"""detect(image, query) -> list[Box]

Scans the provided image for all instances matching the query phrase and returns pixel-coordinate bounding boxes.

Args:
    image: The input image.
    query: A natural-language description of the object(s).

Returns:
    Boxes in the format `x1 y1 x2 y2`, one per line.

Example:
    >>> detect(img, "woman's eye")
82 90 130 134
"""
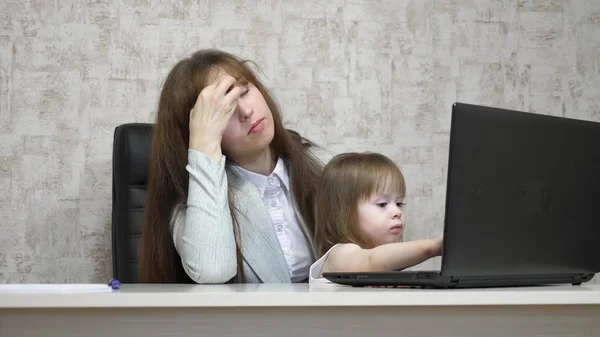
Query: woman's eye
240 88 250 97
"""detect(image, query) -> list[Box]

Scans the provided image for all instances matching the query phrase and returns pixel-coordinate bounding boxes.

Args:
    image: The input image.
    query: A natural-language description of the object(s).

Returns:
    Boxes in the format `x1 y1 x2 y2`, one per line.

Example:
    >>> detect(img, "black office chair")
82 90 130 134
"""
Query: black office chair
112 122 236 284
112 122 201 284
111 123 154 283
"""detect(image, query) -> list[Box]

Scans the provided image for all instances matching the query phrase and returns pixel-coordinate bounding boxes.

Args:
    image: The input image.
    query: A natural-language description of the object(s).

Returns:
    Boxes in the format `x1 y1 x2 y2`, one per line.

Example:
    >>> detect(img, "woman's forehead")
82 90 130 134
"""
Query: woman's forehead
206 67 229 84
207 67 248 88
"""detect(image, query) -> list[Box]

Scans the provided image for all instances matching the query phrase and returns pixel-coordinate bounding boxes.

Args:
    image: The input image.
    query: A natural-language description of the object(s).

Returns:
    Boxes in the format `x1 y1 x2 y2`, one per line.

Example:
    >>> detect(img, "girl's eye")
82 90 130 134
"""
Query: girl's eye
397 202 405 208
376 202 388 208
240 88 250 97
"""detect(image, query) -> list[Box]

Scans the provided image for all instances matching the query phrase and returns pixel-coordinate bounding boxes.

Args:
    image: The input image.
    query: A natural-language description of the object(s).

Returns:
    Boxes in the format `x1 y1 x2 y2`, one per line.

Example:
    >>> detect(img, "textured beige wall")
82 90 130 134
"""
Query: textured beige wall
1 1 599 283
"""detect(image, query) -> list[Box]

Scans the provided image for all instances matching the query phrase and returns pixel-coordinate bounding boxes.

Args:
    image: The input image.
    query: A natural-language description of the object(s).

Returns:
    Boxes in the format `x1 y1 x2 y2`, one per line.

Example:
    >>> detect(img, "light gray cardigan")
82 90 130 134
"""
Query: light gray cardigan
170 148 331 284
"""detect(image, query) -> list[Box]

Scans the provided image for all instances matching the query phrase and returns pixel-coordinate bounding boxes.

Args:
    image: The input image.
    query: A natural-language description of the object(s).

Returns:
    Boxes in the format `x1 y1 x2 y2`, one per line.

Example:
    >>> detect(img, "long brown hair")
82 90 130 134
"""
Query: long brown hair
140 49 323 283
314 152 406 256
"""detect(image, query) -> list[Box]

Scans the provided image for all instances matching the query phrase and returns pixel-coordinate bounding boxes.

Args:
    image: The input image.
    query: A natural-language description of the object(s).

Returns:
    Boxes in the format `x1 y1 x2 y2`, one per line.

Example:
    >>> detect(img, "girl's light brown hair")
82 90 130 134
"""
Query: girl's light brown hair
314 152 406 256
140 49 323 283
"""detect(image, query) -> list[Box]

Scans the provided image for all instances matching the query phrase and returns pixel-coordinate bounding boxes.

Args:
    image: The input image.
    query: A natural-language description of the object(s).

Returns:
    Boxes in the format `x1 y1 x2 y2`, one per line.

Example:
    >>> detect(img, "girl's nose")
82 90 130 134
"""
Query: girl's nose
392 207 403 219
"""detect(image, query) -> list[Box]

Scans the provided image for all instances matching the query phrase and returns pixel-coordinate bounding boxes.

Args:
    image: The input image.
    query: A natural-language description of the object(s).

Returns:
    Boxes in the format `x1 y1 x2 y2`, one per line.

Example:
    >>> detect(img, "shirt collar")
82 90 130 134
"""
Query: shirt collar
236 157 290 197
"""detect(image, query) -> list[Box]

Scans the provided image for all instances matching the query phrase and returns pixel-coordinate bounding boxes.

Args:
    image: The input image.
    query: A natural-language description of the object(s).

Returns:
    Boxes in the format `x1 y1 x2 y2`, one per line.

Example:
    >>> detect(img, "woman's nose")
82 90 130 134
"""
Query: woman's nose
238 102 253 121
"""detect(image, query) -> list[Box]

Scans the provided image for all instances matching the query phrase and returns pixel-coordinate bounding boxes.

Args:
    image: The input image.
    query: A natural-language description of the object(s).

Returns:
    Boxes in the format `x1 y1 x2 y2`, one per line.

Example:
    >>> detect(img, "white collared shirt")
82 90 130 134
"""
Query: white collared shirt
236 158 313 282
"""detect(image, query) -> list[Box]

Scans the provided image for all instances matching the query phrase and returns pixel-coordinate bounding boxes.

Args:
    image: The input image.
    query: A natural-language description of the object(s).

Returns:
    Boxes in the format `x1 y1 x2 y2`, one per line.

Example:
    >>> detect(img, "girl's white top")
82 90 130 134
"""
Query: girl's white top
309 244 342 284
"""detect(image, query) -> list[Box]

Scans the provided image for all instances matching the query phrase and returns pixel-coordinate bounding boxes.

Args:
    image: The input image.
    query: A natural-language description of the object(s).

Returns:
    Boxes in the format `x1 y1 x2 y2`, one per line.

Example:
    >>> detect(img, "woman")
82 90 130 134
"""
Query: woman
140 49 326 283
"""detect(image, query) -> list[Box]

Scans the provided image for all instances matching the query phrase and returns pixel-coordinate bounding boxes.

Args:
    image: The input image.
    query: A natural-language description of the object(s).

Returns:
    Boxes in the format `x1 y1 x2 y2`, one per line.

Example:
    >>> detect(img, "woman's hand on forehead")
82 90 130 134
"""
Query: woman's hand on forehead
209 69 245 92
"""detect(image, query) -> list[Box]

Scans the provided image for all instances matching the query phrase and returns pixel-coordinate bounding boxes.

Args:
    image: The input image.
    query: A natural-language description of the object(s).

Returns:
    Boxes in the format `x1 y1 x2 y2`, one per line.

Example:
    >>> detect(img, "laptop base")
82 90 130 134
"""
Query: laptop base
322 271 596 289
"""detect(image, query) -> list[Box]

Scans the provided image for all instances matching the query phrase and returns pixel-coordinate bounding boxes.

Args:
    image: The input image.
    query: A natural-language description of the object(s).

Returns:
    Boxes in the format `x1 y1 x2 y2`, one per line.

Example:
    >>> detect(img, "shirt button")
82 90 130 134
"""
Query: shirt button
282 248 289 255
270 200 277 207
276 224 283 232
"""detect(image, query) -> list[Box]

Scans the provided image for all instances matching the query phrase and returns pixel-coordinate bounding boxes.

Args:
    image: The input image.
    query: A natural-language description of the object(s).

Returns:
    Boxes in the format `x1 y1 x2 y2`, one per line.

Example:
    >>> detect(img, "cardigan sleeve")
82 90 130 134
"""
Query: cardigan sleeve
170 149 237 283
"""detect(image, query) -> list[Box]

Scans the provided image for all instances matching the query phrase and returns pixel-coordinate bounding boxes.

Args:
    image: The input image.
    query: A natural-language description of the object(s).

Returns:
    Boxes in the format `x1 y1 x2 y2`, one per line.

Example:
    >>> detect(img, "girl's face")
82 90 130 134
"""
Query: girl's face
357 188 406 247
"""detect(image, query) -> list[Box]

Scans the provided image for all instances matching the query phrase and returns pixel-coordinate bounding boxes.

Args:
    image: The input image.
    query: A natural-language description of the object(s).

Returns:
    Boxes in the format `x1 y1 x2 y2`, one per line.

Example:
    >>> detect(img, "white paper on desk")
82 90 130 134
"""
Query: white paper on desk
0 284 113 294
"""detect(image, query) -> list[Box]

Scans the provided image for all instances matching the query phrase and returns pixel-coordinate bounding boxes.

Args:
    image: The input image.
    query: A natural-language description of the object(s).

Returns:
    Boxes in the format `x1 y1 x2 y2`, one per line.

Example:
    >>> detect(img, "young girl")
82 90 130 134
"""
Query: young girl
310 152 443 284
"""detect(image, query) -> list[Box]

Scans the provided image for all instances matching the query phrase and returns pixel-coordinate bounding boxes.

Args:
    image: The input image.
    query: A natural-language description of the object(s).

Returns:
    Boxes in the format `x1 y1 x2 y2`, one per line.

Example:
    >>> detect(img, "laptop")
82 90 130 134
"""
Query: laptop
323 102 600 288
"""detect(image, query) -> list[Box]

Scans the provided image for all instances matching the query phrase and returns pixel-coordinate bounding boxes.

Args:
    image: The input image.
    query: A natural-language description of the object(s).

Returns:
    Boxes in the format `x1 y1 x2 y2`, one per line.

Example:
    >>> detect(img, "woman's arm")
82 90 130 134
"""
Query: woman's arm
170 149 237 283
323 238 443 273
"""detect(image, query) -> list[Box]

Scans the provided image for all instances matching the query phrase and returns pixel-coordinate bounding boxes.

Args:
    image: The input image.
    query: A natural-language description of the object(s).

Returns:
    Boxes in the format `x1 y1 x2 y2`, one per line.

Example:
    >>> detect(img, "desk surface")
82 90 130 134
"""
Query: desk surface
2 284 600 309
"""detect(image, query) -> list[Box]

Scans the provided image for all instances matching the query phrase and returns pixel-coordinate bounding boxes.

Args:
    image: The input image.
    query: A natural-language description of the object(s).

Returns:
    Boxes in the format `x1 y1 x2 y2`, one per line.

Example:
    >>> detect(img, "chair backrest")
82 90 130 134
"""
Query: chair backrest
111 123 197 284
111 123 153 283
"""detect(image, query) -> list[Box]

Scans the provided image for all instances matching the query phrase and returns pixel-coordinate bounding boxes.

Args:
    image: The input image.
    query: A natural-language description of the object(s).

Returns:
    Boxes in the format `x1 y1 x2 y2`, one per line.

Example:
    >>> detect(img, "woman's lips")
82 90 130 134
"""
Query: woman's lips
249 118 265 134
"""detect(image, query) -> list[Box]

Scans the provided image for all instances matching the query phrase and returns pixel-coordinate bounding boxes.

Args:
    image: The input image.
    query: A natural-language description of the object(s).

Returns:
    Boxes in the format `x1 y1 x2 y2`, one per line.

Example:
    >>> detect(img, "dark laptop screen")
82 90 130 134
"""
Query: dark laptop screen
442 103 600 276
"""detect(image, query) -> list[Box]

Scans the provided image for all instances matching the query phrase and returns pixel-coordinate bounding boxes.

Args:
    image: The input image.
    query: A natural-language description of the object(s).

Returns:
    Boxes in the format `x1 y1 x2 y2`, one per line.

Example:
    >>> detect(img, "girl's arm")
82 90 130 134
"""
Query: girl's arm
323 238 443 273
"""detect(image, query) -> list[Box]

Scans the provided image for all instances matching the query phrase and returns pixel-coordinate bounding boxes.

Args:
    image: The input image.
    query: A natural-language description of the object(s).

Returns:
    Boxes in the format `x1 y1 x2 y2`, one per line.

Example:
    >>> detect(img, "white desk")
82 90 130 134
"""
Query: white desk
1 283 599 337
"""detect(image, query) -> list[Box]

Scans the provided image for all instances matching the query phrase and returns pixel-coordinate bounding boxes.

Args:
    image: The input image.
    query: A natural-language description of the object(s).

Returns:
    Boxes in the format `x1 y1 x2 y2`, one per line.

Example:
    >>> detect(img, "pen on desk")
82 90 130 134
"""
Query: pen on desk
108 279 121 290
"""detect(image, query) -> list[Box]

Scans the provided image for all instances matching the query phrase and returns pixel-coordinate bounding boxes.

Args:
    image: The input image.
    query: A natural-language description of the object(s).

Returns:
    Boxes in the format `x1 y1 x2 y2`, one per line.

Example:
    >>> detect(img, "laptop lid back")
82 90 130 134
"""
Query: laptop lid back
441 103 600 278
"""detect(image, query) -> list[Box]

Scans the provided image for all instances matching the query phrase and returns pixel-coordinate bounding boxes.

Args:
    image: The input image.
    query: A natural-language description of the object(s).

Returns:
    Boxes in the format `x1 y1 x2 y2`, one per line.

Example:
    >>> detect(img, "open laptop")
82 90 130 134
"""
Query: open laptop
323 102 600 288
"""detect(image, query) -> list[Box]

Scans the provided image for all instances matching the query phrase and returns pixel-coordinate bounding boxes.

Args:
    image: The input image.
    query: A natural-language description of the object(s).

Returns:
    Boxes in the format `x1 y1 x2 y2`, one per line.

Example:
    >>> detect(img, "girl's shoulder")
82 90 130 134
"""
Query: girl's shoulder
309 243 360 283
324 242 362 261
